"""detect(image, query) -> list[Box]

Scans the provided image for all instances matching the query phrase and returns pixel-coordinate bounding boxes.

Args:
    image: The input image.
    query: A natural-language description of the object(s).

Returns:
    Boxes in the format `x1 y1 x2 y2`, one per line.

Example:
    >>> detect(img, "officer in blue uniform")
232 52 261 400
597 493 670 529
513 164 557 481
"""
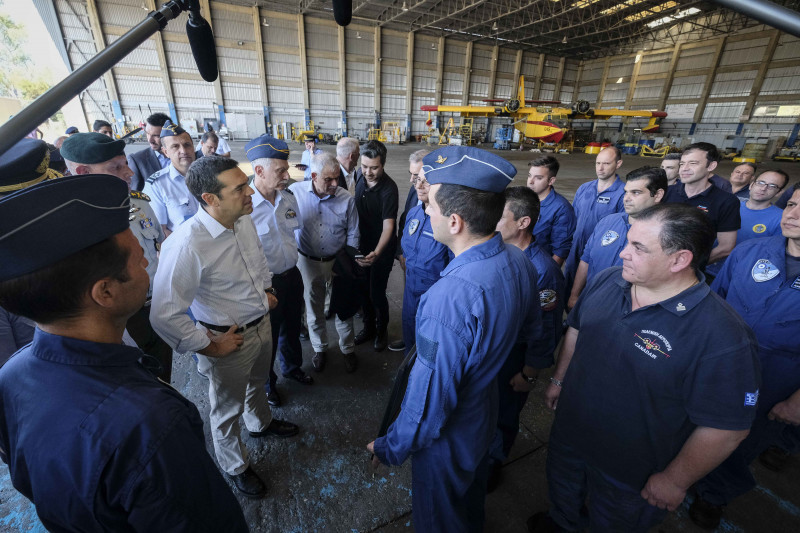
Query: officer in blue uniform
489 186 564 490
526 155 576 265
568 166 667 308
563 147 626 292
689 184 800 530
61 132 172 380
399 166 451 354
367 146 542 532
0 175 246 532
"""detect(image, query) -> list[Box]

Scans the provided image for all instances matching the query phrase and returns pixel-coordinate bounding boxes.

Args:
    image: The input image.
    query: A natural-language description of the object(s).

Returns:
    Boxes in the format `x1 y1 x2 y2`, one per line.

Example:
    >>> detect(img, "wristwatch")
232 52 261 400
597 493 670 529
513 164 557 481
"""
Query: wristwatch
521 371 537 385
265 287 277 296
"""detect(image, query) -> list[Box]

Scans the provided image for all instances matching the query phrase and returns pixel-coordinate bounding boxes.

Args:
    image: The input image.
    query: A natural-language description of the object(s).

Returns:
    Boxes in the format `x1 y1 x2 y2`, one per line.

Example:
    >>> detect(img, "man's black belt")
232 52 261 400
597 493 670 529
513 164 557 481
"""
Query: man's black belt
199 315 264 334
272 266 298 278
298 250 336 262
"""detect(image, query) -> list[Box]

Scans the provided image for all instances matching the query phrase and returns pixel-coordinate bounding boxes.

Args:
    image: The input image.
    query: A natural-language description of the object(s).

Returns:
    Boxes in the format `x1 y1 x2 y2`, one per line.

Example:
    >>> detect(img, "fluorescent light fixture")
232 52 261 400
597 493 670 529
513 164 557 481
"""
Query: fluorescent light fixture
635 53 641 63
616 77 623 83
402 1 408 11
562 35 568 44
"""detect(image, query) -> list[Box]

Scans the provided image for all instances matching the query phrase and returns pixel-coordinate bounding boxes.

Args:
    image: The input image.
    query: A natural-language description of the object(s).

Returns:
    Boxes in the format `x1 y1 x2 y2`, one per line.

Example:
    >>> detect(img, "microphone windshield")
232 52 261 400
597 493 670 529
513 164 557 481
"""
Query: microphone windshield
186 13 219 82
332 0 352 26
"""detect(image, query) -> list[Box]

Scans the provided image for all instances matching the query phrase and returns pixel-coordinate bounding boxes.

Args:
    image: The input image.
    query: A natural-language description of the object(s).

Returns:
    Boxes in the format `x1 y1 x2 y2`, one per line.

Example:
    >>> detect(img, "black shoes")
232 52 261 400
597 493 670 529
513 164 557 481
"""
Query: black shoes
228 466 266 499
266 389 281 407
284 368 314 385
688 495 724 531
344 352 358 373
388 340 405 352
354 329 376 345
249 418 299 439
759 445 791 472
312 351 326 372
374 330 388 352
299 327 309 340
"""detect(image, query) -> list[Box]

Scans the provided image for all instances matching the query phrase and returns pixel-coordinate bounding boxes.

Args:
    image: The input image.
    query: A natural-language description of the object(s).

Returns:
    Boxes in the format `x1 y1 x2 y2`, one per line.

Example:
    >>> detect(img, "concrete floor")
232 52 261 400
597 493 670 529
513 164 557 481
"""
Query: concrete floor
1 140 799 532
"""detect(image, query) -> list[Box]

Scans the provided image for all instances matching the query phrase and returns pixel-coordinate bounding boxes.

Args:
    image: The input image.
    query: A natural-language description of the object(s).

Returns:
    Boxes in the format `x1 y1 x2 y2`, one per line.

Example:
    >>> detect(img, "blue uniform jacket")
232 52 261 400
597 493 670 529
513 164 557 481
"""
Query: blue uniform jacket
0 330 247 533
581 212 629 281
564 176 626 278
711 236 800 363
534 189 576 259
401 203 452 292
373 233 542 471
523 241 566 367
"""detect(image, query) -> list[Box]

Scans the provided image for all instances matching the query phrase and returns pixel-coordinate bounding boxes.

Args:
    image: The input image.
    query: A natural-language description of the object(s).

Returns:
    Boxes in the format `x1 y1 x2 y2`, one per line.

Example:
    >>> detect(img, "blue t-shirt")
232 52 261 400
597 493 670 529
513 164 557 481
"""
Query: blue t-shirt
581 212 629 281
551 267 760 489
738 202 783 243
534 189 576 260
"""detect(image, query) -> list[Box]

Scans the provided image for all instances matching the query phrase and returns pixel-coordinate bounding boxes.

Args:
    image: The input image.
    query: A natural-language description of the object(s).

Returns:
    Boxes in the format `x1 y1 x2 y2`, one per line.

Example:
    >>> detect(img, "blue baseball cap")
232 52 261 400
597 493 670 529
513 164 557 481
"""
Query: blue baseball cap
422 146 516 193
245 135 290 161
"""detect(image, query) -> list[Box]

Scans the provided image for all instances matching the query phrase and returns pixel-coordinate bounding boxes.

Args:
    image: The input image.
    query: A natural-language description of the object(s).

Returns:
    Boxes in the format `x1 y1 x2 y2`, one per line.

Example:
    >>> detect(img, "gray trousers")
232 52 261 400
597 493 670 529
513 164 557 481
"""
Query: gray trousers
297 254 354 354
196 318 273 475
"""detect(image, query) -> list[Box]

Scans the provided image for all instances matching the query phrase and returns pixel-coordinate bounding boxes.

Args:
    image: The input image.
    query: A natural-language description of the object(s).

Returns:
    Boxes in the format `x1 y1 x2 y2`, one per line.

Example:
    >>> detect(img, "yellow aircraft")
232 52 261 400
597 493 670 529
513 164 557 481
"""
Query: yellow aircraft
422 76 667 143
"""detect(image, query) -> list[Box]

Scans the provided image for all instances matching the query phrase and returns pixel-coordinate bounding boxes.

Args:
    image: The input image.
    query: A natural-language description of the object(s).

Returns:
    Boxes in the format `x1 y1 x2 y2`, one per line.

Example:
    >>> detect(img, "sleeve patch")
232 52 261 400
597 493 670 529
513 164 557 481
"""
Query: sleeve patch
416 333 438 365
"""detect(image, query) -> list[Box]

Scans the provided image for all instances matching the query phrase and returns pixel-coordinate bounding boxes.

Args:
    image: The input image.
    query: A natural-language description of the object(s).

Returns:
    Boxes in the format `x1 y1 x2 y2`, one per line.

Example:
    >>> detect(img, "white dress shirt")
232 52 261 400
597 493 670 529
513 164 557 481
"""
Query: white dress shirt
250 188 301 275
142 164 200 232
151 207 273 354
289 180 360 257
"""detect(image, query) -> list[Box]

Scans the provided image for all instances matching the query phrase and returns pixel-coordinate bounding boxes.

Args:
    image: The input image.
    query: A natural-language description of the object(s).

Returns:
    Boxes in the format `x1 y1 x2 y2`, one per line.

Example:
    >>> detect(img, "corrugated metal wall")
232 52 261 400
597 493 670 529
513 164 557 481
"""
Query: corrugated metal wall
51 2 800 139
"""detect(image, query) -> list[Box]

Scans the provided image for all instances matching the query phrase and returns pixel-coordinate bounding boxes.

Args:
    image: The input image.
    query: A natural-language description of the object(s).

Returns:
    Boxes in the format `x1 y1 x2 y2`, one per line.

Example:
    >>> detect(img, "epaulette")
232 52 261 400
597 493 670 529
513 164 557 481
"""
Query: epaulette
130 191 151 202
283 188 294 196
145 168 167 184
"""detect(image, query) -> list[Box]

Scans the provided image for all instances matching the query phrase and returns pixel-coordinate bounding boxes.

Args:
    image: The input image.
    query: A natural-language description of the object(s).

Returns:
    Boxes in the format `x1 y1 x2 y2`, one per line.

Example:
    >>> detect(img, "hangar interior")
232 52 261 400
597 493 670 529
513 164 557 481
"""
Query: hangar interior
33 0 800 157
3 1 800 532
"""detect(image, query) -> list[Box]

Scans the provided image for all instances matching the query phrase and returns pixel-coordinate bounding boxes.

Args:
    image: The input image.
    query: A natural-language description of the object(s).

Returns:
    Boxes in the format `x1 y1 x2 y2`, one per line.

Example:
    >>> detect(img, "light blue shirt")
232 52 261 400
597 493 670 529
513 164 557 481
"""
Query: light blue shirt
156 150 170 169
142 164 200 232
251 188 301 275
151 208 272 354
289 180 359 257
301 148 323 180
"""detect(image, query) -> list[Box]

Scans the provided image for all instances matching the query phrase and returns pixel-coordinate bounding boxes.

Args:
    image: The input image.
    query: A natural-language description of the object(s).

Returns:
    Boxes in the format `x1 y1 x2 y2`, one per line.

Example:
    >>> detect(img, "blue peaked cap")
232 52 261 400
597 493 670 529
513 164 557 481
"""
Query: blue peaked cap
421 146 516 193
245 135 290 161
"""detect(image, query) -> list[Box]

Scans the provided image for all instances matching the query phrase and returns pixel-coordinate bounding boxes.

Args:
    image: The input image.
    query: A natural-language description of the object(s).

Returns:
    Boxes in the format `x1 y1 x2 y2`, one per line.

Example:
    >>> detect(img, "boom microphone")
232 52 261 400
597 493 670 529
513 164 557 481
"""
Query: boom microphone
332 0 352 26
186 6 219 82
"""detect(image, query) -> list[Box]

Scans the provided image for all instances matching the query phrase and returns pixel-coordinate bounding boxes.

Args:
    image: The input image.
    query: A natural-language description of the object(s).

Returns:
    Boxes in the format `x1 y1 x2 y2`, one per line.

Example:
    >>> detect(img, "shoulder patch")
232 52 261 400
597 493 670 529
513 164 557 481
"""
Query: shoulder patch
130 191 151 201
416 333 438 364
751 259 779 282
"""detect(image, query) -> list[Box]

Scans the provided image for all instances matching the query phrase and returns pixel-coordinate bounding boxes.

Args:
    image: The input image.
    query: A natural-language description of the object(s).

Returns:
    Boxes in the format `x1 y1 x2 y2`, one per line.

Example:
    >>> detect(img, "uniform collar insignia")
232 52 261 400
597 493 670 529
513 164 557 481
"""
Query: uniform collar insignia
436 155 447 164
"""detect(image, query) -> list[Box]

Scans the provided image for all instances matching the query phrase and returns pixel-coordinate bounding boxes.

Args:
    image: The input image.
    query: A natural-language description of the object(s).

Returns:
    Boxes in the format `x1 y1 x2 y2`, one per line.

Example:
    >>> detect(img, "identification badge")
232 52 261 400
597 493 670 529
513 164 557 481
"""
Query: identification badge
751 259 779 282
597 196 610 204
601 230 619 246
139 217 154 229
286 209 297 219
408 219 420 235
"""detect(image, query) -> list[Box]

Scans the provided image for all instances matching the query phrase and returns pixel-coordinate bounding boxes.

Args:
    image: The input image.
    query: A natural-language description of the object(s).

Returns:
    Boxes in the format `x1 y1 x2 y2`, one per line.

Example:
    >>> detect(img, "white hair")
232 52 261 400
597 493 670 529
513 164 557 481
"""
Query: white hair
310 152 340 176
250 157 279 173
409 149 430 164
336 137 359 158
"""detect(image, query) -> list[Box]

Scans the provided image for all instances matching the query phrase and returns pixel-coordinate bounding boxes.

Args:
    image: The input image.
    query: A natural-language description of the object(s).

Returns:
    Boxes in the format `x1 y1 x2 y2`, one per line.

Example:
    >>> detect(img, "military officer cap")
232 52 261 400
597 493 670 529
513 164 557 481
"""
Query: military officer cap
0 138 63 195
160 120 187 138
245 135 290 161
61 132 126 164
65 126 79 134
0 174 130 282
303 134 317 143
421 146 516 193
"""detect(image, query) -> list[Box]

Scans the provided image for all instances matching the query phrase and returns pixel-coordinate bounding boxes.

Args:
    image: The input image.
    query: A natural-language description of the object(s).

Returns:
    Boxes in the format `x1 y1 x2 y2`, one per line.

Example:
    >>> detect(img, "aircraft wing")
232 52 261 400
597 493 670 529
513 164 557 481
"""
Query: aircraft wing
420 104 499 116
575 108 668 119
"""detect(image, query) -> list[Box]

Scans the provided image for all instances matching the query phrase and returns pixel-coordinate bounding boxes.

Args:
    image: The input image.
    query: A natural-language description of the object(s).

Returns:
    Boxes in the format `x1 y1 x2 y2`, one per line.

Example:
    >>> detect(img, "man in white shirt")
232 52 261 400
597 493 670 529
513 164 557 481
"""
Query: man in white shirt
246 135 314 408
290 152 360 374
151 156 299 500
336 136 360 194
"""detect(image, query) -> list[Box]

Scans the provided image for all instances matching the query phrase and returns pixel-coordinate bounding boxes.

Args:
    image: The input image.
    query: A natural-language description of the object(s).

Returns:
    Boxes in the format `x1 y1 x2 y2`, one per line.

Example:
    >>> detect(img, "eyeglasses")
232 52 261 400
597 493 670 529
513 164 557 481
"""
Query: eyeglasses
412 176 428 186
753 180 781 190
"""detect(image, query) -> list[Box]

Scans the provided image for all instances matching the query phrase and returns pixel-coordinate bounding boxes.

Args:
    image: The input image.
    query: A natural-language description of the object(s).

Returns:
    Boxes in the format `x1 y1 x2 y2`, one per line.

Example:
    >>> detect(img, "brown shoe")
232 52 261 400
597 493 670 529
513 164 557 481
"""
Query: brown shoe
343 352 358 373
312 351 326 372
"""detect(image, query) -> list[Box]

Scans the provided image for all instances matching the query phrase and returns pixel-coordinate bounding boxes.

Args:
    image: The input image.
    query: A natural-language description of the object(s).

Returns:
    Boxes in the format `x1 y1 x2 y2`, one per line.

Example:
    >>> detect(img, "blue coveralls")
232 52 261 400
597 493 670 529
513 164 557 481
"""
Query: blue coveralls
533 189 576 260
697 236 800 506
0 329 247 532
373 234 542 532
581 212 629 281
399 203 451 354
490 241 564 464
563 176 626 291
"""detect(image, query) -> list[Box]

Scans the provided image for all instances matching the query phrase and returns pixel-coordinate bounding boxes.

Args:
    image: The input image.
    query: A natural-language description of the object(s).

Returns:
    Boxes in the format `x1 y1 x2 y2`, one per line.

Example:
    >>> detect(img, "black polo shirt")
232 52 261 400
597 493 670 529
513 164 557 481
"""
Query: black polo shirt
664 181 741 233
551 266 760 489
354 170 399 253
